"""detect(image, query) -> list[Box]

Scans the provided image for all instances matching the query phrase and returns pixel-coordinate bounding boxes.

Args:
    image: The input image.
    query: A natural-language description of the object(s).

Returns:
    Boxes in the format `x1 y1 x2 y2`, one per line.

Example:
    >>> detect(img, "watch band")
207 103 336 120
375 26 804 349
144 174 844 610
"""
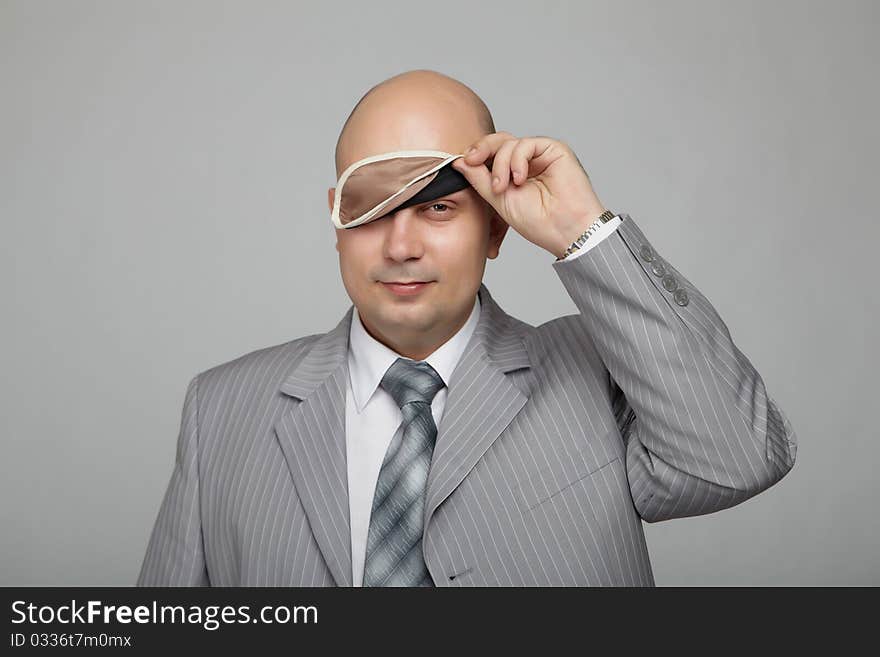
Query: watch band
556 210 616 261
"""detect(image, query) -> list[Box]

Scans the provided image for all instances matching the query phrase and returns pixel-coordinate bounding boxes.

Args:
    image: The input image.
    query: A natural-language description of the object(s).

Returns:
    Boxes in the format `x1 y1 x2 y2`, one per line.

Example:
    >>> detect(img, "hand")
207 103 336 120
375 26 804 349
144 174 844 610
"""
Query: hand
450 131 607 258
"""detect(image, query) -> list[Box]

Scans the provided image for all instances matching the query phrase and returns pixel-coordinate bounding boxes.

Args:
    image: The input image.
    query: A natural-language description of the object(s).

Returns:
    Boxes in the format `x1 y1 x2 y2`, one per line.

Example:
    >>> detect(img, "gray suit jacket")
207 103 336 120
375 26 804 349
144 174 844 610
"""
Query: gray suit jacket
137 213 797 586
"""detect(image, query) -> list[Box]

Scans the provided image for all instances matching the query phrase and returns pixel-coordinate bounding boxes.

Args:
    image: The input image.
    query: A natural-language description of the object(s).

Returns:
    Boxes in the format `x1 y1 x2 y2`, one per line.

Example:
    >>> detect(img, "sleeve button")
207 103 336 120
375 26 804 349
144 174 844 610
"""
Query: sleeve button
651 261 666 277
673 288 689 306
639 244 656 262
662 273 678 291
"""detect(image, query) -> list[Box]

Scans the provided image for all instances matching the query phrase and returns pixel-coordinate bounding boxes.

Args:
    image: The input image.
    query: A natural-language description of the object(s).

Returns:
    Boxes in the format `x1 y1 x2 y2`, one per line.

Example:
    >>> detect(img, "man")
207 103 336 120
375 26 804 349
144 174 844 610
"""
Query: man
137 69 797 587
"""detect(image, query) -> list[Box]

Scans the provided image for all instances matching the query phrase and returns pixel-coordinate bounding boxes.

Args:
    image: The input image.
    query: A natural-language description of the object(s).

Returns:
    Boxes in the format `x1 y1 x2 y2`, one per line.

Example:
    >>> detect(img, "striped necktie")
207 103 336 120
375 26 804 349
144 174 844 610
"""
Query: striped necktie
362 357 445 587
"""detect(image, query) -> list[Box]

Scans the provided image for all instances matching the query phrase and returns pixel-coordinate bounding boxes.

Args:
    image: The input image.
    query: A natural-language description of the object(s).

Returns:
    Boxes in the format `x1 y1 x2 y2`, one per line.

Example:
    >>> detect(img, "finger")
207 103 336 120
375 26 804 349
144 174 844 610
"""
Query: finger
521 137 564 178
450 157 498 209
462 131 516 166
490 138 519 194
510 139 536 185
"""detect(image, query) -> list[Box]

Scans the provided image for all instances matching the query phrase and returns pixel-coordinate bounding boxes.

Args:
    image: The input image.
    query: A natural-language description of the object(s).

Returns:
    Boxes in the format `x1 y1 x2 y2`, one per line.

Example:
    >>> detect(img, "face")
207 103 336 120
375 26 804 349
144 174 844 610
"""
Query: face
328 184 507 350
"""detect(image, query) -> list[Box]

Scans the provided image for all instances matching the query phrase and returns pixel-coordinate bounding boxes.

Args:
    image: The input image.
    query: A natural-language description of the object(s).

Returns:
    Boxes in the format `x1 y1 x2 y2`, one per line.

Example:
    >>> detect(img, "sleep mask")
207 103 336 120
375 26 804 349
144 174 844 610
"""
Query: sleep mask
330 150 471 229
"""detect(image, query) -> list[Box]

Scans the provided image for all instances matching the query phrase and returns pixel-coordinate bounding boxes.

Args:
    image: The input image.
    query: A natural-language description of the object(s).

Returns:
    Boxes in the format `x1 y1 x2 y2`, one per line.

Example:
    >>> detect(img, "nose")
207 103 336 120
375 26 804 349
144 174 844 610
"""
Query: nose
381 208 425 262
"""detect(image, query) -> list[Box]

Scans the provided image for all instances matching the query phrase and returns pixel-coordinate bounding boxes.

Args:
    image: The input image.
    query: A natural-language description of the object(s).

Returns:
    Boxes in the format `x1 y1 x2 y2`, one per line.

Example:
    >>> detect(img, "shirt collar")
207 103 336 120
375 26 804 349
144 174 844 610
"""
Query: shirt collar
347 294 481 413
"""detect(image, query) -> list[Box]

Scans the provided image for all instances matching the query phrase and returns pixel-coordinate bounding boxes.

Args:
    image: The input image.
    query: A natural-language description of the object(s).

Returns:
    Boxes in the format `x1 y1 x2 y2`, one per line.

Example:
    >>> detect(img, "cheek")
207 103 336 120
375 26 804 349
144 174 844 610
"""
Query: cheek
337 243 372 297
338 233 377 269
433 219 488 261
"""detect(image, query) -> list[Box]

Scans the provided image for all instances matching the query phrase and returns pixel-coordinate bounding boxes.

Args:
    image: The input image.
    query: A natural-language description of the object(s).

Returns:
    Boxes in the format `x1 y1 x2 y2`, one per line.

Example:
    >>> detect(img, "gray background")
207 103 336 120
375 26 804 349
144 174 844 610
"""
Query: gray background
2 0 876 586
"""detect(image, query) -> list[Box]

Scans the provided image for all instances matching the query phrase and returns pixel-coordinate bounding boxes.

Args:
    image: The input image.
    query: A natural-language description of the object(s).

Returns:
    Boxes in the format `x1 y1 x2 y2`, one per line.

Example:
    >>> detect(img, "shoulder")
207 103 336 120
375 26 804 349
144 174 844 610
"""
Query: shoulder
192 332 323 398
526 312 589 352
527 312 605 374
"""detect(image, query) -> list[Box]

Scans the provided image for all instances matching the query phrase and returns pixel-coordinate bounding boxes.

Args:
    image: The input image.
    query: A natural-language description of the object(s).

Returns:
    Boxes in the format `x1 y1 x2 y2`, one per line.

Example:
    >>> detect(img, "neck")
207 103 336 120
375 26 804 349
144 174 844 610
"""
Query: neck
358 303 473 361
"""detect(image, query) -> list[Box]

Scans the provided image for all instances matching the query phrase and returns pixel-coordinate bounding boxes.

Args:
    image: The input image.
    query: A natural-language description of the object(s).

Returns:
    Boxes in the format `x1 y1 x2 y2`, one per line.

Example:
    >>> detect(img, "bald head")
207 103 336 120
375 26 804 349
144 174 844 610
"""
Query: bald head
334 69 495 178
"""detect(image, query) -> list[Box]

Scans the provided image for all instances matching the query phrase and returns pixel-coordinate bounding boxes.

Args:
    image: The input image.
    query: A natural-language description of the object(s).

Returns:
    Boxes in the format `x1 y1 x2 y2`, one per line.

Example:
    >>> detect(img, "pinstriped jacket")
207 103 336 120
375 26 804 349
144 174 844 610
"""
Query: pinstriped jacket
137 213 797 587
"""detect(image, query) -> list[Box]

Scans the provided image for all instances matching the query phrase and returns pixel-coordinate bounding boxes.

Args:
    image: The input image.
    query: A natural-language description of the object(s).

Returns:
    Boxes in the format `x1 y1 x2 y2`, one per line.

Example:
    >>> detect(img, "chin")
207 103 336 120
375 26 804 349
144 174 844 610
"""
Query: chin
384 303 437 328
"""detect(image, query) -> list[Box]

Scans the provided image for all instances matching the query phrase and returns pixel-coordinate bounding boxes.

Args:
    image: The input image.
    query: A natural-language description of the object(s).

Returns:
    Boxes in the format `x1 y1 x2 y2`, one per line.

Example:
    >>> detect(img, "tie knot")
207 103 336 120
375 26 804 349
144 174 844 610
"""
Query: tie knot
380 357 445 410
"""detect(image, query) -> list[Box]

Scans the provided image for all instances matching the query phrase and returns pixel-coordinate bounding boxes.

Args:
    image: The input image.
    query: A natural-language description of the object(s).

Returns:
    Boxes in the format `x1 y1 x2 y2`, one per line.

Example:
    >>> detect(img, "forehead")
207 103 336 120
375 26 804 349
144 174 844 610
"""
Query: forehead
336 102 484 175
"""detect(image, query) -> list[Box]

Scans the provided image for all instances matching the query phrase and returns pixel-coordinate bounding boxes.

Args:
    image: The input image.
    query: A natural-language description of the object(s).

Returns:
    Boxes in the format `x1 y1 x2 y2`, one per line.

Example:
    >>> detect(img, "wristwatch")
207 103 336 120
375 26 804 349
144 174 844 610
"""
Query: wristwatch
555 210 616 261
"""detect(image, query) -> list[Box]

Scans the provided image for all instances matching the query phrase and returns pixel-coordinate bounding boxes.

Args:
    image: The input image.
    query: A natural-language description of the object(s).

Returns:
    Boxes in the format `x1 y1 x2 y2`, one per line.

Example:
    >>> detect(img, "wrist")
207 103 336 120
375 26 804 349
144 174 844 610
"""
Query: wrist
554 207 609 259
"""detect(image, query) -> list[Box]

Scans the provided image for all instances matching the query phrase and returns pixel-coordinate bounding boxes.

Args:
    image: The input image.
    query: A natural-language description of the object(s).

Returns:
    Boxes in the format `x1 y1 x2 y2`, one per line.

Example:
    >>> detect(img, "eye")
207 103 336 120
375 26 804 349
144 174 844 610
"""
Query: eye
425 202 451 214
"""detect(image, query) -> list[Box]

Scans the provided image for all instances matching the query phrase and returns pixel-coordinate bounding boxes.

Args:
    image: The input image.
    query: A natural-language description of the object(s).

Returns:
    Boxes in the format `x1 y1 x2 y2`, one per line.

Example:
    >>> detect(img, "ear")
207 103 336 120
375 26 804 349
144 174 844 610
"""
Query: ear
486 207 509 260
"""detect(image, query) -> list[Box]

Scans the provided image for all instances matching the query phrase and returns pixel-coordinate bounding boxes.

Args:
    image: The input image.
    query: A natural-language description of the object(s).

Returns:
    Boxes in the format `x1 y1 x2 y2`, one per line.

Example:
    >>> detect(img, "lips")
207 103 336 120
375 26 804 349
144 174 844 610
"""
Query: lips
381 281 433 296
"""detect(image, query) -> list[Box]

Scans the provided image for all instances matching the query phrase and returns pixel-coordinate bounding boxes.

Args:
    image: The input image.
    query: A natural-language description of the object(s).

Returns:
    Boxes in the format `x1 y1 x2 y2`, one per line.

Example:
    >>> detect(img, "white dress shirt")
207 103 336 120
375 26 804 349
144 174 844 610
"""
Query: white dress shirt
343 214 621 585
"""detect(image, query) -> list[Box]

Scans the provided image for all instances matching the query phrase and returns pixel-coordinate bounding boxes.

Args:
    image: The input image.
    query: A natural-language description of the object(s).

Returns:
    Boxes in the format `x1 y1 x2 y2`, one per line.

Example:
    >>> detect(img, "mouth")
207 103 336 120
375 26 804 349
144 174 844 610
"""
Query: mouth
380 281 434 296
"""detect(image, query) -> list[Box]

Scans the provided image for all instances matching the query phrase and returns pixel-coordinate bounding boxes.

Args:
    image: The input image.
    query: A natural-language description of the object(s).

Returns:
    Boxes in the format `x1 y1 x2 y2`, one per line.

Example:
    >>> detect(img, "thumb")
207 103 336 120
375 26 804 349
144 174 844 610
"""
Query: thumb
451 157 497 206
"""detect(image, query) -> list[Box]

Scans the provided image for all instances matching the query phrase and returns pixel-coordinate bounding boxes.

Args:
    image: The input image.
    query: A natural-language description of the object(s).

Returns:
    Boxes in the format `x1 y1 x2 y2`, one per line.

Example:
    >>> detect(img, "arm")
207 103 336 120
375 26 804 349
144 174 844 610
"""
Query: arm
556 214 622 261
136 374 210 585
552 213 797 523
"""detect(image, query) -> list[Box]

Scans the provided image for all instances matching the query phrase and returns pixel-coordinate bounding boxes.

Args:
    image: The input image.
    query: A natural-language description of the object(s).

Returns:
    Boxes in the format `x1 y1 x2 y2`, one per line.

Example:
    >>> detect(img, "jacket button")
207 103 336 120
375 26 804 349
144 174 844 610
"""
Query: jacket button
673 288 689 306
651 261 665 277
639 244 655 262
662 273 678 292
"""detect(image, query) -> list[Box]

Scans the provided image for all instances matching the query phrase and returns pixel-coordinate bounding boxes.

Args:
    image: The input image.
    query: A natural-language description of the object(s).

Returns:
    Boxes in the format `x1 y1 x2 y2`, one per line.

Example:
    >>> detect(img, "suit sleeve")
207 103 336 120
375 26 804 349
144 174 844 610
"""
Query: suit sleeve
137 374 210 585
551 213 797 523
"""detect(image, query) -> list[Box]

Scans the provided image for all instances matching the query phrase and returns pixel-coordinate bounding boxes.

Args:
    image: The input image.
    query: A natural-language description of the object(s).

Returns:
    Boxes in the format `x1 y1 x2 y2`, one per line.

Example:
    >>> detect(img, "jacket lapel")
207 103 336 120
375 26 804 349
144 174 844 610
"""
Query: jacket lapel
273 308 354 587
423 283 532 537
